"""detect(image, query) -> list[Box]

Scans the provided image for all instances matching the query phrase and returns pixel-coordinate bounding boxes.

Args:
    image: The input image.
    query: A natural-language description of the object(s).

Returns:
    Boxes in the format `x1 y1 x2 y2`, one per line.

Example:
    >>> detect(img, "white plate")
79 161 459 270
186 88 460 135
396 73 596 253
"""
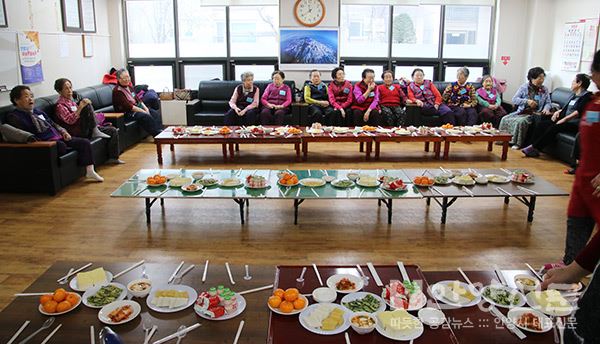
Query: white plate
268 295 309 315
333 127 350 134
376 128 393 133
147 284 198 313
507 307 553 333
381 290 427 311
98 300 141 325
299 303 351 335
82 282 127 309
326 274 364 294
39 293 82 316
511 178 535 185
195 294 247 320
394 130 411 135
195 178 218 187
299 178 326 187
431 281 482 308
307 128 324 134
181 184 203 193
374 311 424 341
452 178 476 186
341 292 386 314
331 179 355 188
69 271 114 292
380 184 408 192
480 285 526 309
219 178 243 187
245 183 270 189
169 178 192 188
525 291 575 317
278 180 299 187
418 307 446 326
201 130 219 136
485 174 510 184
356 178 379 188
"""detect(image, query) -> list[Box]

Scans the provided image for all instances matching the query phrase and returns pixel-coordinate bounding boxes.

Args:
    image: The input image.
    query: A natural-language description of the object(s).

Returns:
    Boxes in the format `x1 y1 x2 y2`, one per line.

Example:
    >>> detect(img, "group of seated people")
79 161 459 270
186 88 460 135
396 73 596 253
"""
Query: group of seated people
225 66 510 129
5 68 164 182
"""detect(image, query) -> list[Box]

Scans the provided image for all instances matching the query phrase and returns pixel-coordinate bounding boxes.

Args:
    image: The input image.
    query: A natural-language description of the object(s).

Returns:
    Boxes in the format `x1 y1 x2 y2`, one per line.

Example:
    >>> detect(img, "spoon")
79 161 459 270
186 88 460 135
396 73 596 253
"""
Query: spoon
18 317 54 344
175 325 187 344
142 320 152 343
141 264 148 279
58 268 74 285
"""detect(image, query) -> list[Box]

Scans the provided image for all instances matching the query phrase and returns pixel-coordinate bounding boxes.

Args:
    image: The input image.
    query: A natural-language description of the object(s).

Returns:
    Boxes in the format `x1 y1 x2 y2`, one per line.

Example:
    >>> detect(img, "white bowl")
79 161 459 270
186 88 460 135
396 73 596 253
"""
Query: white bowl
312 287 337 303
127 279 152 298
350 312 377 335
346 173 359 181
418 307 446 326
514 274 540 293
321 175 335 183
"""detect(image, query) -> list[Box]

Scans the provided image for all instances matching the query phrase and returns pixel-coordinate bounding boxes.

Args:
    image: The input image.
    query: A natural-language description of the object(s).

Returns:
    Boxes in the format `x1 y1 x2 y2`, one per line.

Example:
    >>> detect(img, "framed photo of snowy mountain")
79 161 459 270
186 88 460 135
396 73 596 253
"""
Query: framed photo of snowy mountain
279 28 339 70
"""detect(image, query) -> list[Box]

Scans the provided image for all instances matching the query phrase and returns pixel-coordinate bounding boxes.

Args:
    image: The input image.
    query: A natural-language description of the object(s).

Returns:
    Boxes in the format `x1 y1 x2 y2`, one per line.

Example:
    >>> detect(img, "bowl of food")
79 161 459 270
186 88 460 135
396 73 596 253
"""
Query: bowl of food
322 175 336 183
418 307 445 327
346 172 359 181
312 287 337 303
514 275 540 293
127 279 152 298
350 312 377 335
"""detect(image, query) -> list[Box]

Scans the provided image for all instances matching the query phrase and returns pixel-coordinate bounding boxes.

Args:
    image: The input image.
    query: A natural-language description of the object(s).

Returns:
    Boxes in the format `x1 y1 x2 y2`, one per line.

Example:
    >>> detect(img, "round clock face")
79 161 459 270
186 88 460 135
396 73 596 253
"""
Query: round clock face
294 0 325 27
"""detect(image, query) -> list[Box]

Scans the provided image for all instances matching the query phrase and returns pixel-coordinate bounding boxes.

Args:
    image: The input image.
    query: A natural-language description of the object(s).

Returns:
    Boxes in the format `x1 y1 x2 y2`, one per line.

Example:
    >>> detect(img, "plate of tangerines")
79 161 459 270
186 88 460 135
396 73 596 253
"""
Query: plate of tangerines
39 288 81 315
267 287 309 315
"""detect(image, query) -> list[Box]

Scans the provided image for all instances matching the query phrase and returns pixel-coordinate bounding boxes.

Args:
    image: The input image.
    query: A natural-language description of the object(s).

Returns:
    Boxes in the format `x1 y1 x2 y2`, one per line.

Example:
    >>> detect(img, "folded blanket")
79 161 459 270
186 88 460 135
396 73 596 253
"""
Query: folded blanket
0 123 35 143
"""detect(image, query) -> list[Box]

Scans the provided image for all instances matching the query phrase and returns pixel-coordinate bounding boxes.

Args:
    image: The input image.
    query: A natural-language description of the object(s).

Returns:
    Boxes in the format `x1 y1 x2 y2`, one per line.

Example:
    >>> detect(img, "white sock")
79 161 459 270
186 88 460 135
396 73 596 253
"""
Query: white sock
85 166 104 182
92 127 110 138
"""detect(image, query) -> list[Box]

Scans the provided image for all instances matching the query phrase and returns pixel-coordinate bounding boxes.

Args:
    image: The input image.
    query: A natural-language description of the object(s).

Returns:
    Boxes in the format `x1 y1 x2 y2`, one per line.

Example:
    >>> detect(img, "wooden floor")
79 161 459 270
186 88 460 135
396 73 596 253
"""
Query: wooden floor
0 140 583 311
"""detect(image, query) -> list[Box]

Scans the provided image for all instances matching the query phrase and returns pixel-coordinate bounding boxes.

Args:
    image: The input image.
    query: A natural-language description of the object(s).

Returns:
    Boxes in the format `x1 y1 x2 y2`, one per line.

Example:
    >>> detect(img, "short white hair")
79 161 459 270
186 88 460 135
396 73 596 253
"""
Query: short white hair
240 71 254 81
457 67 470 78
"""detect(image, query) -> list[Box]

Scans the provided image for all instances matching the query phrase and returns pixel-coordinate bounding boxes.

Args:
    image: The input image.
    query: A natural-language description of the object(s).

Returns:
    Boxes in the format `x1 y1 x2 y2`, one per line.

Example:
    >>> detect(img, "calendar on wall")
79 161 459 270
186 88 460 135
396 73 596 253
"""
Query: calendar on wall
560 21 585 72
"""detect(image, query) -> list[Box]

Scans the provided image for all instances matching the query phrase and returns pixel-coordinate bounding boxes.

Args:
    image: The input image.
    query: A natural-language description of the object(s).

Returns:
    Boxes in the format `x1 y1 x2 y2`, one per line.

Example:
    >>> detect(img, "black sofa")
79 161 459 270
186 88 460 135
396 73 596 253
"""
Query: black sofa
0 84 149 195
187 80 297 126
540 87 577 165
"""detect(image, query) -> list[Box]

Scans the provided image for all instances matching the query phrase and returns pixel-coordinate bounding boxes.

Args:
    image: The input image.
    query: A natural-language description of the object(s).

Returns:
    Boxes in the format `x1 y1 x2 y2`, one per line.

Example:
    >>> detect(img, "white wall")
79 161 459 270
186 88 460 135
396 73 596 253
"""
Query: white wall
0 0 113 106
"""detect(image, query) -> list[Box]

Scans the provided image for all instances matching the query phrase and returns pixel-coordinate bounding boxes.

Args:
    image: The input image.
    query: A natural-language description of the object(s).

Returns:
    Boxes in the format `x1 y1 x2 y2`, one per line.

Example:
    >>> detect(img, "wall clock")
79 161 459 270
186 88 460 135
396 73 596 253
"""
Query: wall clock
294 0 326 27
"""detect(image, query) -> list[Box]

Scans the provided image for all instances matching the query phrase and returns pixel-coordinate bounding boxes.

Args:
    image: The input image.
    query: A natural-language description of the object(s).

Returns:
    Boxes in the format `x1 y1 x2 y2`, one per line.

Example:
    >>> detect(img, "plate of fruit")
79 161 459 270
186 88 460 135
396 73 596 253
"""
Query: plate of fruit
267 288 308 315
245 175 269 189
381 280 427 311
219 126 232 135
195 286 246 320
278 172 299 187
146 175 167 187
510 170 535 184
412 176 435 187
39 288 81 316
381 178 408 192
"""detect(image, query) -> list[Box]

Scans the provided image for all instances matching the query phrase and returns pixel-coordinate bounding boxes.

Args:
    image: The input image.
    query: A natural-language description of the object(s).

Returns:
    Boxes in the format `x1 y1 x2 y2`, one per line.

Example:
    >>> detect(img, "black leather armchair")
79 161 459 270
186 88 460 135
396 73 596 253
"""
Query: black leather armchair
542 87 577 165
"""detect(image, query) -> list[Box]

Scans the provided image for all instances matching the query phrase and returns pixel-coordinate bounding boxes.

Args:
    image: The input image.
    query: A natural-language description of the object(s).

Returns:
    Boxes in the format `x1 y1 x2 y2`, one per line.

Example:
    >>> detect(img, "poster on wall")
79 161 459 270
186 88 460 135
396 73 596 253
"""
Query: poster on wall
18 31 44 84
279 28 338 70
560 22 585 72
581 18 599 62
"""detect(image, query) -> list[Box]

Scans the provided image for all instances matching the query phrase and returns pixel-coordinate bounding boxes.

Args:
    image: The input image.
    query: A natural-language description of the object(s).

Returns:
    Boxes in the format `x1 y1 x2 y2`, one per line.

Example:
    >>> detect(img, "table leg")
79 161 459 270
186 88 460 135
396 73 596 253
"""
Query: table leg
441 197 448 224
302 141 308 161
443 141 450 160
145 198 151 224
375 141 381 160
295 143 301 162
378 199 381 207
387 199 393 224
425 142 430 152
156 143 163 165
504 196 510 205
236 143 240 152
426 197 431 206
233 199 245 224
527 196 536 222
221 144 227 162
487 141 493 152
160 198 164 207
501 141 509 160
293 199 304 225
434 142 441 159
366 141 372 160
246 199 249 207
229 143 235 160
359 142 364 152
170 144 174 152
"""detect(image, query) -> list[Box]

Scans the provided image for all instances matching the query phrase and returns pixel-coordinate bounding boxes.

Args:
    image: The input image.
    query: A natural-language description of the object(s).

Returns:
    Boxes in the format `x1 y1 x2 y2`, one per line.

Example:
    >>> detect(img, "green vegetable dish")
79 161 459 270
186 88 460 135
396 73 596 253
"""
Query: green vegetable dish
482 287 520 306
196 178 218 186
87 285 123 307
343 294 381 313
332 179 354 188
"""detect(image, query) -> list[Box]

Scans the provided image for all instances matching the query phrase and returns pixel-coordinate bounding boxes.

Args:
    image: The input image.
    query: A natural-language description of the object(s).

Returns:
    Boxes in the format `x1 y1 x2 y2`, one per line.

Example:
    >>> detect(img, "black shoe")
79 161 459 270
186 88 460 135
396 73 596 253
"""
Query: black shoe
564 167 576 175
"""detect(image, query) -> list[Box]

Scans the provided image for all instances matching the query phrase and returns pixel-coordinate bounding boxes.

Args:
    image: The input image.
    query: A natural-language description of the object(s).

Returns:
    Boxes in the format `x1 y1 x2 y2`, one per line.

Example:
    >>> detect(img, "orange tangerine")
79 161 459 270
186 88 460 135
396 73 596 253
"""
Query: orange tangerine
43 300 58 313
273 288 285 299
279 301 294 313
284 289 299 302
65 293 79 305
268 295 282 308
56 300 72 313
293 297 306 310
53 289 67 302
39 294 53 305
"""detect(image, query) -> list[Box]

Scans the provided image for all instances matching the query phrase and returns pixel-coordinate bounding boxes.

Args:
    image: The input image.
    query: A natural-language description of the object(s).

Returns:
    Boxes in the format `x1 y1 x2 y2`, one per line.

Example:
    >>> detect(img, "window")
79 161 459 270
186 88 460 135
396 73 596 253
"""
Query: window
177 3 226 57
183 65 224 89
133 65 174 91
126 0 175 58
234 65 275 81
395 66 435 81
443 6 492 59
392 5 441 58
229 6 278 57
340 5 390 58
444 66 484 82
343 65 384 81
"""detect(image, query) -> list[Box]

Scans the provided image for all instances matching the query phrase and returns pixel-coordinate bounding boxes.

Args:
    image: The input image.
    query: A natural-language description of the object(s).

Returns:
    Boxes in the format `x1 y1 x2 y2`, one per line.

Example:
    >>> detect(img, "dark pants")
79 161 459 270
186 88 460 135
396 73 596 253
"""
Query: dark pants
259 108 289 125
56 137 94 166
99 126 120 159
568 263 600 343
127 111 162 136
450 106 478 126
224 108 258 126
78 105 97 138
563 217 596 265
479 106 507 128
352 109 380 126
331 108 352 126
380 105 406 126
532 119 579 151
421 104 455 125
307 105 335 125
